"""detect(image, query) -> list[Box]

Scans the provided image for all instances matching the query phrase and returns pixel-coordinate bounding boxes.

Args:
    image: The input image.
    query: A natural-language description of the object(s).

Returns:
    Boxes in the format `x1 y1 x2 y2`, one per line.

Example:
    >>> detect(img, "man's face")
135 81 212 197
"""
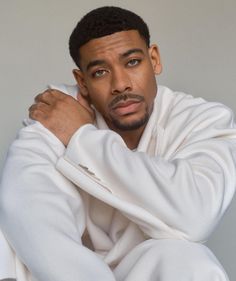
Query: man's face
73 30 162 132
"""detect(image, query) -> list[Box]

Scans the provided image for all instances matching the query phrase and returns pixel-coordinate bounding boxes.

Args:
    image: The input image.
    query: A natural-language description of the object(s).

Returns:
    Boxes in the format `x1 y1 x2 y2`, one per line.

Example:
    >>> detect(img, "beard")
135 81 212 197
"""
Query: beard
107 93 151 131
110 107 150 131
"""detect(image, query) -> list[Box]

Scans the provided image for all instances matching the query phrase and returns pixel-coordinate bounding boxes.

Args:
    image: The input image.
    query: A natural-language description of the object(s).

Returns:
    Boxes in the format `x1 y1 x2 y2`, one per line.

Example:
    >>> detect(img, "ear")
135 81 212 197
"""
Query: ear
148 44 162 75
72 69 89 98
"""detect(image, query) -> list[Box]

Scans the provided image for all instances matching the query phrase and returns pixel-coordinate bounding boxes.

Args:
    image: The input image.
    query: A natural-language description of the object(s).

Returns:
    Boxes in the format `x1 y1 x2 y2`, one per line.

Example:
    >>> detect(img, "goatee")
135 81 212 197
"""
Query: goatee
110 109 150 131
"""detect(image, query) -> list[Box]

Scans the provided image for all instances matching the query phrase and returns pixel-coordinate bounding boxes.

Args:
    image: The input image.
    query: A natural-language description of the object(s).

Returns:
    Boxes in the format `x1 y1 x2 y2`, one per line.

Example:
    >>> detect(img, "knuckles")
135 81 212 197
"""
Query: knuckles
29 108 41 120
43 90 75 104
29 89 81 122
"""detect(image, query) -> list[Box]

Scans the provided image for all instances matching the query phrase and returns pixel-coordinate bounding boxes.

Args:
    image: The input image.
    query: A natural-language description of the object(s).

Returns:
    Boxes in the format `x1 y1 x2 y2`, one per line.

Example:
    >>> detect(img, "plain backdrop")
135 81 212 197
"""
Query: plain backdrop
0 0 236 280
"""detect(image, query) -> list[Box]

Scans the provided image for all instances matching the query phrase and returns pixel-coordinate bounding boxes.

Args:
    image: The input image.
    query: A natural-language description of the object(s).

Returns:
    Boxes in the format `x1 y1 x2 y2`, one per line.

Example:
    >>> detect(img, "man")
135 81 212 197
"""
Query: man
0 6 235 281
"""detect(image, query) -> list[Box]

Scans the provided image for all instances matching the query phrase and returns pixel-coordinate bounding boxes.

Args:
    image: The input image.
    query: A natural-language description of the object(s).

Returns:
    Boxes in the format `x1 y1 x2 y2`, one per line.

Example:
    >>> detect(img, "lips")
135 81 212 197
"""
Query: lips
111 100 142 116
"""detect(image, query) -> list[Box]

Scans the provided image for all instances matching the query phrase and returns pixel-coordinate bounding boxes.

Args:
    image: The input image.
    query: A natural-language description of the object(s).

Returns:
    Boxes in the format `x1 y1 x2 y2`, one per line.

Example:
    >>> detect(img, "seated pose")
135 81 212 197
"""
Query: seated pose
0 6 236 281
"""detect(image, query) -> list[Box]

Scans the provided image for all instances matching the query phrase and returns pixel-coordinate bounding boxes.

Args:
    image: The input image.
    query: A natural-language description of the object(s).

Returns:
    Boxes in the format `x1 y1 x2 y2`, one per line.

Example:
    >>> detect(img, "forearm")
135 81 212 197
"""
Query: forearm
0 122 115 281
57 123 236 242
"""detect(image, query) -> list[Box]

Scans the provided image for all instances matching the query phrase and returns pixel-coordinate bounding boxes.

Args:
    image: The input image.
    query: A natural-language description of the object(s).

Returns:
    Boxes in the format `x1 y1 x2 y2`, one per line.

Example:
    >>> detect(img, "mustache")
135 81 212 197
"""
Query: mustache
109 94 144 109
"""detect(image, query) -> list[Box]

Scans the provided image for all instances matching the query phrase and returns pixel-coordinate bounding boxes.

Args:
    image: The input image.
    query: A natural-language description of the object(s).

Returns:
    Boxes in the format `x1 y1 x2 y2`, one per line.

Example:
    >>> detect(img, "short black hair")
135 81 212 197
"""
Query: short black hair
69 6 150 68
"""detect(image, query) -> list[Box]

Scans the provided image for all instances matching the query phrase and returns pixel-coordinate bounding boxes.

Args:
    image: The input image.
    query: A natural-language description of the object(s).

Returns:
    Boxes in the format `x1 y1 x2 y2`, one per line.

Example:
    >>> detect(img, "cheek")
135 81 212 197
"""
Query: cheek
136 69 157 97
147 74 157 94
86 88 108 113
145 65 157 88
86 77 112 101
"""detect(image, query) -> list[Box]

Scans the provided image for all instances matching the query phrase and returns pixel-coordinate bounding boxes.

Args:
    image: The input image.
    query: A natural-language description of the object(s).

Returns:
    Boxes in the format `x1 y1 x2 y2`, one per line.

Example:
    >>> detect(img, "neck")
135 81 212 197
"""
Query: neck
110 125 146 150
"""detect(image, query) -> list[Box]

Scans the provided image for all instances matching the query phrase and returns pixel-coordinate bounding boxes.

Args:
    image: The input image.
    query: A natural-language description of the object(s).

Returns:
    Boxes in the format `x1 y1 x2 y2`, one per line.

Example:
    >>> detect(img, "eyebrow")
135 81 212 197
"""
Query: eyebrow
86 60 106 71
122 48 144 58
86 48 145 72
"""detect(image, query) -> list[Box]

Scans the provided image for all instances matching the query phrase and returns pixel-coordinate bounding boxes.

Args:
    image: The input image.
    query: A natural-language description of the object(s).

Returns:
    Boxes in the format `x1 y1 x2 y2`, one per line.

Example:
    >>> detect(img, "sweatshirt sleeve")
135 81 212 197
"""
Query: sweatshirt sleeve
56 101 236 243
0 121 115 281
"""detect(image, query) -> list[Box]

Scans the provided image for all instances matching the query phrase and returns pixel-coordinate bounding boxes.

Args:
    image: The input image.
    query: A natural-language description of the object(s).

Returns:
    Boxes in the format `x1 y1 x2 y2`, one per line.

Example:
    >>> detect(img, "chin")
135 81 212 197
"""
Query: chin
111 112 150 131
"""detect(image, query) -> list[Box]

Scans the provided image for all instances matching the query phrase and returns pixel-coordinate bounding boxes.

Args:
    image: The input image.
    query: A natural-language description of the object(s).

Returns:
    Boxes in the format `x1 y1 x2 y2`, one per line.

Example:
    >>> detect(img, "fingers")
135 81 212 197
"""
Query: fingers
29 89 59 120
28 102 51 120
34 89 67 105
29 88 95 123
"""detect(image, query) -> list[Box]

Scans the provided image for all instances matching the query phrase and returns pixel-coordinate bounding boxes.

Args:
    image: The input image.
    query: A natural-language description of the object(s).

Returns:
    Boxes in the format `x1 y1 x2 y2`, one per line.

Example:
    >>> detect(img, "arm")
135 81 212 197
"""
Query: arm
28 89 236 242
0 122 115 281
56 102 236 243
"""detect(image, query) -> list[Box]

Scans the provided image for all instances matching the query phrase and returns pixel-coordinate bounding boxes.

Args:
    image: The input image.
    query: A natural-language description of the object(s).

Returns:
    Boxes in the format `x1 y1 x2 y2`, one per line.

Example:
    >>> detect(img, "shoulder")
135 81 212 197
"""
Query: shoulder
155 86 236 155
156 85 235 130
47 83 79 98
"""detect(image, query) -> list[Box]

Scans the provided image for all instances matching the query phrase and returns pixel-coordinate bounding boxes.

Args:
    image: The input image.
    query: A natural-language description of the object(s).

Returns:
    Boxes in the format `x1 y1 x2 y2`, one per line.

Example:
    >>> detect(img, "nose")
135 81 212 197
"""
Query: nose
111 67 132 95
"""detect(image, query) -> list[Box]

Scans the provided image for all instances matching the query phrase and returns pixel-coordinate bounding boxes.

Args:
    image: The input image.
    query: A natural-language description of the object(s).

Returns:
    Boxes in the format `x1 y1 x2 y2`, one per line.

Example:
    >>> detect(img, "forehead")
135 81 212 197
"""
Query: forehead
79 30 148 69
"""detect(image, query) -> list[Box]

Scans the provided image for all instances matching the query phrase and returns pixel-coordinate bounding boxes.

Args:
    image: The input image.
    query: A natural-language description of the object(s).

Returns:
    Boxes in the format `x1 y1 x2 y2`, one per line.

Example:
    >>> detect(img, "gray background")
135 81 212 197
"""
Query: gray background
0 0 235 280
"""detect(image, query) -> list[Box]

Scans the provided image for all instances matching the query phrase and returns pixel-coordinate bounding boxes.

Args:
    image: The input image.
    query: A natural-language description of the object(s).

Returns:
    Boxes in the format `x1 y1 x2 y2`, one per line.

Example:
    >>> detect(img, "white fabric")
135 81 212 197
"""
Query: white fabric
0 84 236 280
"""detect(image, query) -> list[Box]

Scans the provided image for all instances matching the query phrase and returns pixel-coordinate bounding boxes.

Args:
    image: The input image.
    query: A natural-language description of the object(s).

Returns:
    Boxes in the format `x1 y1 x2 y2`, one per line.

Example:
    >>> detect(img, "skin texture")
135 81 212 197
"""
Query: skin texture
29 89 94 146
29 30 162 149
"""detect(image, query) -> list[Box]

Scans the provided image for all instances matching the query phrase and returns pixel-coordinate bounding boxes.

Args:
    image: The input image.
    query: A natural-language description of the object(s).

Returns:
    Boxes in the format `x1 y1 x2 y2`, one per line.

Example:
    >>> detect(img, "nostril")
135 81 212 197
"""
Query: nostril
111 71 132 94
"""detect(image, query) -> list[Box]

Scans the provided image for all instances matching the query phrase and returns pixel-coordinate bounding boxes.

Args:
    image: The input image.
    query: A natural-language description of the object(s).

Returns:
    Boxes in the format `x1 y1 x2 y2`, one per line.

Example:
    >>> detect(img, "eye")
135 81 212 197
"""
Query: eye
127 58 141 67
92 69 107 78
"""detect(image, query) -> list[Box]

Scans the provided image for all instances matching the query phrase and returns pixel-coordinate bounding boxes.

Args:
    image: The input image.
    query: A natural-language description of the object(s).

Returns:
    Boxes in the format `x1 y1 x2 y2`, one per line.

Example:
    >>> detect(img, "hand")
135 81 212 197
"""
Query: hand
29 89 95 146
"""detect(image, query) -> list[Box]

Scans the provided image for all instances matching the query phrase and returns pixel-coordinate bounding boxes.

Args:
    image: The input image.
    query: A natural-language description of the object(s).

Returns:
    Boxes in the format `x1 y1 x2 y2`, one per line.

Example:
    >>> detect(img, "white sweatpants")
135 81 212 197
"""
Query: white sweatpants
114 239 229 281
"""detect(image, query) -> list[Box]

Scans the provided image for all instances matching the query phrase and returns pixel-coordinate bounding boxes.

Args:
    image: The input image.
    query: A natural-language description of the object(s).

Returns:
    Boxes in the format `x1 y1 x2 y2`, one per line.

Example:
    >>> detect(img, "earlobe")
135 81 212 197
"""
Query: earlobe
149 44 162 75
72 69 89 97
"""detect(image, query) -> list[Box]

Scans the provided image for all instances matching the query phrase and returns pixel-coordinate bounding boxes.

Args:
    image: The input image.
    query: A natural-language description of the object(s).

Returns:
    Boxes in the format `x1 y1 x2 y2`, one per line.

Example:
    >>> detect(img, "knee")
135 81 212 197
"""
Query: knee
115 239 228 281
149 239 228 280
